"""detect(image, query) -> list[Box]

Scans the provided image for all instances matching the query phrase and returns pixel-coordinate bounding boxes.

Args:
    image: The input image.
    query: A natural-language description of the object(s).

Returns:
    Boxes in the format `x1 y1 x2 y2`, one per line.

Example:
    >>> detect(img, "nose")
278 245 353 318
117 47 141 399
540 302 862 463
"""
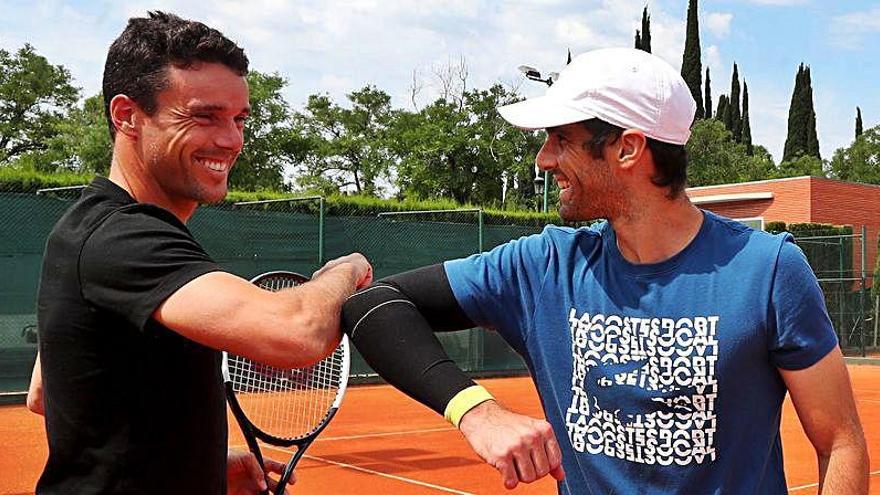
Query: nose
535 134 557 172
214 118 244 152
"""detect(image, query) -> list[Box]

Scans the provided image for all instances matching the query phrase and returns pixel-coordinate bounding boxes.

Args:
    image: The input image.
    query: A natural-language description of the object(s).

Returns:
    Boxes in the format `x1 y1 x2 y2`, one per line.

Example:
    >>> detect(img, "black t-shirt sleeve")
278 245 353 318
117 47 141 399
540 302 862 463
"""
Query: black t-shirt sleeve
79 204 223 331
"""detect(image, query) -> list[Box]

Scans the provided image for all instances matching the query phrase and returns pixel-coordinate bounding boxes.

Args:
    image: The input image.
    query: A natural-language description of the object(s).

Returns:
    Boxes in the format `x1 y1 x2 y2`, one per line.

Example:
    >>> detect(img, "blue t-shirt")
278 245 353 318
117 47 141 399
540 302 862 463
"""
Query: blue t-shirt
444 211 837 495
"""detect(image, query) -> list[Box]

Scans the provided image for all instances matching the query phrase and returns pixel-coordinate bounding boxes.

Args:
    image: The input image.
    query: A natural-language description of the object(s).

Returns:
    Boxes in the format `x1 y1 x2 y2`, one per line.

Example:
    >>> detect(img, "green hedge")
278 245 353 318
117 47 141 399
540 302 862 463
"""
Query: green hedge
0 168 562 227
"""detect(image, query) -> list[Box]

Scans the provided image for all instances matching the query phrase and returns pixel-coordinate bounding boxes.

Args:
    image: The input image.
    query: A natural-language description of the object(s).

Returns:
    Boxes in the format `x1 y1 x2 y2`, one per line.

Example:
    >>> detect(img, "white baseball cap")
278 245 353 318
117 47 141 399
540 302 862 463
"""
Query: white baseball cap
498 48 697 145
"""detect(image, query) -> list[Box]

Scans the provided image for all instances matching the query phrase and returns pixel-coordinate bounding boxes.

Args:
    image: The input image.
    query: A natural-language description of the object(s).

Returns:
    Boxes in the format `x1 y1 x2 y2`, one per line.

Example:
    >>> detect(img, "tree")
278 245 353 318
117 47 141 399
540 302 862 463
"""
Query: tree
855 106 863 139
41 93 112 173
635 7 652 53
230 71 300 191
728 63 741 141
830 125 880 184
390 84 542 206
804 67 820 160
715 94 729 127
704 68 712 120
741 81 753 155
776 155 824 178
0 44 79 165
783 64 821 161
293 85 395 195
681 0 704 120
686 119 774 186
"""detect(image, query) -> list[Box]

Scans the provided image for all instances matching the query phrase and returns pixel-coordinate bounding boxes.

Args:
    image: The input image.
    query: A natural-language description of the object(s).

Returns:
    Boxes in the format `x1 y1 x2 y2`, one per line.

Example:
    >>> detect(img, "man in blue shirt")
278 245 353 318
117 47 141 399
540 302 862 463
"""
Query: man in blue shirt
342 48 868 494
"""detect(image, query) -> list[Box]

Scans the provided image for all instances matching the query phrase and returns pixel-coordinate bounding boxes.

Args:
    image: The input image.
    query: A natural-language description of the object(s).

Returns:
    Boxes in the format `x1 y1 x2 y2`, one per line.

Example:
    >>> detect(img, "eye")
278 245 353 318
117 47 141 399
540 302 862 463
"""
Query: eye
193 113 214 123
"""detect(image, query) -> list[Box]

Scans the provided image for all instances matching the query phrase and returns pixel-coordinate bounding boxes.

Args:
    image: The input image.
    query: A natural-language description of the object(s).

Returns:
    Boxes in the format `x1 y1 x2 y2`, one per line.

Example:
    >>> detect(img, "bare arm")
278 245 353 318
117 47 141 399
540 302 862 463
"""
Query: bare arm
155 254 372 368
779 347 869 494
27 352 44 415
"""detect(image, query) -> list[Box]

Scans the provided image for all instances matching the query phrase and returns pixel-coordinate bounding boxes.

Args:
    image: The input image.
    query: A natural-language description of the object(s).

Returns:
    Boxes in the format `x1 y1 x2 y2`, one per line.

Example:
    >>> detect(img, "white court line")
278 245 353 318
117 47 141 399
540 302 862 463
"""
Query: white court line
262 444 474 495
788 469 880 492
316 427 456 442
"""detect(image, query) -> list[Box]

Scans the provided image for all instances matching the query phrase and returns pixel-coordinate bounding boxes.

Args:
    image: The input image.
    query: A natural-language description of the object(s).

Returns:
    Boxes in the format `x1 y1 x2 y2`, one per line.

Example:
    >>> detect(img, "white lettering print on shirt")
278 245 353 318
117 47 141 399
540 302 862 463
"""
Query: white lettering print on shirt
565 309 719 466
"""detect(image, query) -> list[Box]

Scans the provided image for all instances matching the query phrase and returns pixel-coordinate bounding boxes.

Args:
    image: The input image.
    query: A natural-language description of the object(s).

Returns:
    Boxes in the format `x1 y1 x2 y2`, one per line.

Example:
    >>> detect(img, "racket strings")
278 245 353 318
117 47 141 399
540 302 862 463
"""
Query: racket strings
227 349 343 440
226 273 345 440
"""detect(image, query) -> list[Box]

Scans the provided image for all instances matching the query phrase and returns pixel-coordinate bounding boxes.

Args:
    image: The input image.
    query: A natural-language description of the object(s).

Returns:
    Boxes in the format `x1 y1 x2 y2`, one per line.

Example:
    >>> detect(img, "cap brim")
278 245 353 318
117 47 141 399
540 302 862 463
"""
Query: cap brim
497 96 595 130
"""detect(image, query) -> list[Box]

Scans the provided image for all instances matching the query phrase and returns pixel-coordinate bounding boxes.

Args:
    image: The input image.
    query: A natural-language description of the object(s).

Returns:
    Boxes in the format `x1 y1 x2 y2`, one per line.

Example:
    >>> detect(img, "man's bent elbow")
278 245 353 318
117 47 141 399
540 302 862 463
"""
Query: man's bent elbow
263 315 341 369
26 391 44 415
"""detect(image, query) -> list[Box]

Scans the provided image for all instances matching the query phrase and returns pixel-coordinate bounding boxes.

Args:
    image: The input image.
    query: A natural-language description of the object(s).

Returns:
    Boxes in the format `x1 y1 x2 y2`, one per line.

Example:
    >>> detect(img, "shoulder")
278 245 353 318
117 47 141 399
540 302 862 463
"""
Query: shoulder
704 211 790 253
89 203 191 244
537 221 605 247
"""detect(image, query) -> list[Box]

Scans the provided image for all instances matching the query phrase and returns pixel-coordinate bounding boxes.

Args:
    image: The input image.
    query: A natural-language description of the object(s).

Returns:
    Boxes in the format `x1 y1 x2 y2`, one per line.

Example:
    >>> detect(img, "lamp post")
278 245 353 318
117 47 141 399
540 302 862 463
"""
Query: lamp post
518 63 556 214
533 168 549 213
517 65 558 87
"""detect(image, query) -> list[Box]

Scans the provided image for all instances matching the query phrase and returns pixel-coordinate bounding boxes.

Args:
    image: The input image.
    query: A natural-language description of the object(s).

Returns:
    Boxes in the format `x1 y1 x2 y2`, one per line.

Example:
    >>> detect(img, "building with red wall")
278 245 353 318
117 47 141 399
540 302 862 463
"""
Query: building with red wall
686 176 880 284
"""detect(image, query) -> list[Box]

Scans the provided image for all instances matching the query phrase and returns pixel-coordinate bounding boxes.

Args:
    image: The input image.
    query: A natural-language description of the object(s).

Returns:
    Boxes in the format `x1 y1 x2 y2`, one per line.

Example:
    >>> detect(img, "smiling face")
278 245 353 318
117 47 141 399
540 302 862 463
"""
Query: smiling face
536 122 624 222
137 62 250 207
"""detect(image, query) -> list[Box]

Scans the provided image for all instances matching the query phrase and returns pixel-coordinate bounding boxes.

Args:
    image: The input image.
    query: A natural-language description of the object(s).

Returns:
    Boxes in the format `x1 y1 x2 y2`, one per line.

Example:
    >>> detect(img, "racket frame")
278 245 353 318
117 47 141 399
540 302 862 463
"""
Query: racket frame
221 271 350 494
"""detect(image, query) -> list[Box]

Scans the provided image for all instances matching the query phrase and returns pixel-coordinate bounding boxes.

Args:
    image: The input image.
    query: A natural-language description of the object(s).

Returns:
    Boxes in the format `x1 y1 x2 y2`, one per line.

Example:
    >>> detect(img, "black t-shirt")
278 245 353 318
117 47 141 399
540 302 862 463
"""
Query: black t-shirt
36 177 227 494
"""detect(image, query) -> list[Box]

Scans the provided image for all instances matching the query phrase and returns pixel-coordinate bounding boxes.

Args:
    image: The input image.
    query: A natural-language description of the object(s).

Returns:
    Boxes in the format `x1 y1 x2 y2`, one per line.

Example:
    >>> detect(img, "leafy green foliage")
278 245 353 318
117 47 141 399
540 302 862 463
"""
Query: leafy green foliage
230 71 297 191
39 93 112 173
686 119 775 186
389 84 544 208
829 126 880 184
0 44 79 165
776 154 825 178
292 85 395 195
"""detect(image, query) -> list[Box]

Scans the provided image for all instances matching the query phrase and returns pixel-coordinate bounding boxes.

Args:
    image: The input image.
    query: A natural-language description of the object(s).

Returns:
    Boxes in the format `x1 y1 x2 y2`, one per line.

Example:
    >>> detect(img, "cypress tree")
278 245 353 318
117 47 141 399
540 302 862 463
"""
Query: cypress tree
804 66 820 159
856 106 863 138
704 67 712 119
742 81 753 154
635 30 642 50
783 64 808 161
681 0 704 119
716 95 729 128
641 7 652 53
729 63 742 141
703 67 712 119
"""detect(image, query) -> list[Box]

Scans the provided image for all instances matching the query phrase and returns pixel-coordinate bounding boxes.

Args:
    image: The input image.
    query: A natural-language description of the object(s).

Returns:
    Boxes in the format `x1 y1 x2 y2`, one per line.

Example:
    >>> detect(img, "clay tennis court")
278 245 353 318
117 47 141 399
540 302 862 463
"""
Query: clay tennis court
1 366 878 494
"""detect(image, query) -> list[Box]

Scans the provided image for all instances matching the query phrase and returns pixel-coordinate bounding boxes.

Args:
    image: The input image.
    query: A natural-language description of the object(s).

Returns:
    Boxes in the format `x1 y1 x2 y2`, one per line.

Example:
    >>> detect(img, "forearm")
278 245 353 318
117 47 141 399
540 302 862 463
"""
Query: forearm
26 353 44 415
341 265 480 416
156 266 362 368
817 440 869 494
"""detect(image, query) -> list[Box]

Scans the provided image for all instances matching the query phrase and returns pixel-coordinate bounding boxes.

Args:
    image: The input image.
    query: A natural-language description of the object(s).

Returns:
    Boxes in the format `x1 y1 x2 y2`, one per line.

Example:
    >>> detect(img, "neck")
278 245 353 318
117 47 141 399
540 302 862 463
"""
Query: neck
609 190 704 265
108 141 197 223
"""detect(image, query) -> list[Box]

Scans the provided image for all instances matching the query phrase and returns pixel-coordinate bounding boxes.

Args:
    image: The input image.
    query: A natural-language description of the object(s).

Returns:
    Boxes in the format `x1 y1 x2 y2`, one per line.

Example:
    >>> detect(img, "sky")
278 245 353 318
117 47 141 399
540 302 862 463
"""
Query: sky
1 0 878 163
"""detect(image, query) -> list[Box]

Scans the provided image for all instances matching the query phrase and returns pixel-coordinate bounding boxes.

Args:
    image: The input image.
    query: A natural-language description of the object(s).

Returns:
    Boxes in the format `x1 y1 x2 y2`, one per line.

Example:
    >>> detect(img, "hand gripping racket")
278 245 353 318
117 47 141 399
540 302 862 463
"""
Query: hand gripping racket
222 271 350 494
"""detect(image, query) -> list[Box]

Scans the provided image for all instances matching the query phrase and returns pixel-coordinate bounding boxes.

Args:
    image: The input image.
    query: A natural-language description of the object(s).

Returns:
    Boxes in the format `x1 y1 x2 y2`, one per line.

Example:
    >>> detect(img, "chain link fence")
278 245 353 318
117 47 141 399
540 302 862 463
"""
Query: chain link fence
1 184 877 397
794 227 875 357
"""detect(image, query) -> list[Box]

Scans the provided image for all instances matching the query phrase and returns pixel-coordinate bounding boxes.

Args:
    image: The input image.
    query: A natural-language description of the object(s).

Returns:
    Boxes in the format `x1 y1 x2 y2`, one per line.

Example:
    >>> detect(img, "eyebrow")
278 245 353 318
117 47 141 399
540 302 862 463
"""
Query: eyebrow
189 103 251 115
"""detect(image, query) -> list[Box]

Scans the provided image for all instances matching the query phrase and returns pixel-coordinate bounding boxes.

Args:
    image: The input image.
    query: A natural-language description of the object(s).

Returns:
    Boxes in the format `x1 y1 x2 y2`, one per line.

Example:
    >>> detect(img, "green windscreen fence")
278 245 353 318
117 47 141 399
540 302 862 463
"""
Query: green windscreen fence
0 193 538 396
2 189 876 397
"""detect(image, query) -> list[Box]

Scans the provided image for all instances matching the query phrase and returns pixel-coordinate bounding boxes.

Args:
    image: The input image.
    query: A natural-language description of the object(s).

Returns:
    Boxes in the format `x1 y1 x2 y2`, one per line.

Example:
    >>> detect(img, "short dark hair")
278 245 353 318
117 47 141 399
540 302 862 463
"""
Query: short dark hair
580 118 689 198
102 11 249 140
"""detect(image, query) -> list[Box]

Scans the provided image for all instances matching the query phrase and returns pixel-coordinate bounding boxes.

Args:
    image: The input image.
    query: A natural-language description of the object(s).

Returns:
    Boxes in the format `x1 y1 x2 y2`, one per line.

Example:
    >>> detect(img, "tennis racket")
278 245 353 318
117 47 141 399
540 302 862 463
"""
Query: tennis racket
222 271 350 494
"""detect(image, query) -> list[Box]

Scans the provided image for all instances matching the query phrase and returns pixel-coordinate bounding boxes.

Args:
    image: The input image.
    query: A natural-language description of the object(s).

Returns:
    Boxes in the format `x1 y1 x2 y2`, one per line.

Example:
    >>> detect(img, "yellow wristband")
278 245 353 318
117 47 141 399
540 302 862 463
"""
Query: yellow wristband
444 385 495 428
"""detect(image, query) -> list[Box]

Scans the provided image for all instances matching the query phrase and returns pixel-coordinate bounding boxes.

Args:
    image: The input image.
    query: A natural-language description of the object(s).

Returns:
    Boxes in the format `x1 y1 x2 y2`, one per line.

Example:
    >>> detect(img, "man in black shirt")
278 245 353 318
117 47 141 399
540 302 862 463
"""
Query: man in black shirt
27 12 372 494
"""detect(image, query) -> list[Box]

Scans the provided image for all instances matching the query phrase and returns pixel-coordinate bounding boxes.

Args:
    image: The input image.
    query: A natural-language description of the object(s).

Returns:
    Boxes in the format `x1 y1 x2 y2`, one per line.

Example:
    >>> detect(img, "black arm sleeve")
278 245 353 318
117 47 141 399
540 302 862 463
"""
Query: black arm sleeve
340 264 479 415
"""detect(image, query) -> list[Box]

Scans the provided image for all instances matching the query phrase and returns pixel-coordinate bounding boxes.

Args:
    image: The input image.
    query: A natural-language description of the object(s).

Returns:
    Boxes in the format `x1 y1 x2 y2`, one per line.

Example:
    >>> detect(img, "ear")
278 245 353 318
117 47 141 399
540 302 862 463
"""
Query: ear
109 95 140 139
617 130 648 170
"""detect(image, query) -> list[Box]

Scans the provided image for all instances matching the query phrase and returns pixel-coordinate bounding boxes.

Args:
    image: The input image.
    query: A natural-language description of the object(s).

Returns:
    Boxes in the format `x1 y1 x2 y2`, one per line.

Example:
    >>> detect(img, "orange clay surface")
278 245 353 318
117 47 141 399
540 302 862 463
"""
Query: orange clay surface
1 369 878 494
